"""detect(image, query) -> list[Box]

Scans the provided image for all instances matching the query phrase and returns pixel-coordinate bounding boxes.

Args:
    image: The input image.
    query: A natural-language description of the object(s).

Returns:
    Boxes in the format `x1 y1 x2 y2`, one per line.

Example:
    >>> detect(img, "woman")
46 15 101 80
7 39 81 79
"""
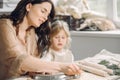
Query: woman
0 0 81 79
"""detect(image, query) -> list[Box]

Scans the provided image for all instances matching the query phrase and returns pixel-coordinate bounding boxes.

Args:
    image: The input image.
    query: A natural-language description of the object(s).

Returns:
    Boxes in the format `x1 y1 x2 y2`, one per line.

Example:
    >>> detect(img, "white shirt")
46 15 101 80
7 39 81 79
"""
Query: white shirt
41 48 74 63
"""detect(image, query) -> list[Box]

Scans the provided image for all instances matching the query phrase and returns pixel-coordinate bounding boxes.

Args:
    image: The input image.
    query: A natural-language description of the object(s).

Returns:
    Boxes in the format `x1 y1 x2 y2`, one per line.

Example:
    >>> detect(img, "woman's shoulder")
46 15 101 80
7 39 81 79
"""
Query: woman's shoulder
0 18 15 34
0 18 8 21
0 18 11 24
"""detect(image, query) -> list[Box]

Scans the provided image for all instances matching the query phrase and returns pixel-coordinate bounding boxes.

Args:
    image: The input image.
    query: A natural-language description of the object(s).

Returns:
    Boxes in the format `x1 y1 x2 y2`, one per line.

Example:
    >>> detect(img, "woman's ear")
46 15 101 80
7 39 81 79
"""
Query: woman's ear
26 3 32 12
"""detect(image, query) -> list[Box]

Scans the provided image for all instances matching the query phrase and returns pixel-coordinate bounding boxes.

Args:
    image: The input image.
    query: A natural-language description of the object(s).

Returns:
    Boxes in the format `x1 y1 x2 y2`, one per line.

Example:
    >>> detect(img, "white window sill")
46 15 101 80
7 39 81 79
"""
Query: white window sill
70 30 120 38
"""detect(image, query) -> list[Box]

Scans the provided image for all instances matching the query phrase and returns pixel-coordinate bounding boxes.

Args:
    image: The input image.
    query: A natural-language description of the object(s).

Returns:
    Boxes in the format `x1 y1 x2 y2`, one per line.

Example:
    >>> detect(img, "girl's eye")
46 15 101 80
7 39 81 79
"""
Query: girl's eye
62 37 65 39
55 37 59 39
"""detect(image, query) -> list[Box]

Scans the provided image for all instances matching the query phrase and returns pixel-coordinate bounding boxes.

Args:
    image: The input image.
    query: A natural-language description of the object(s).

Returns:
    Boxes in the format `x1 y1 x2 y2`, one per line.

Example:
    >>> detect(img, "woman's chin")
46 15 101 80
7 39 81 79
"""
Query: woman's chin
34 24 41 28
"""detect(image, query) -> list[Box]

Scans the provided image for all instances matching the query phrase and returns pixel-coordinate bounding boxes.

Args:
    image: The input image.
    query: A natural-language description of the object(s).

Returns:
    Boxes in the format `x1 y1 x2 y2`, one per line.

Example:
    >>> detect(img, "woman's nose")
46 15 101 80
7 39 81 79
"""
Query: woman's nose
43 14 48 21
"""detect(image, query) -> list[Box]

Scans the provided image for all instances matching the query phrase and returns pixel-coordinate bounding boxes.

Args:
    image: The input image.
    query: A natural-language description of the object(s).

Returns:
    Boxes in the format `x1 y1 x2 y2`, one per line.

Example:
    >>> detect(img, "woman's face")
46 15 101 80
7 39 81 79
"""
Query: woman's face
26 2 52 27
51 30 68 51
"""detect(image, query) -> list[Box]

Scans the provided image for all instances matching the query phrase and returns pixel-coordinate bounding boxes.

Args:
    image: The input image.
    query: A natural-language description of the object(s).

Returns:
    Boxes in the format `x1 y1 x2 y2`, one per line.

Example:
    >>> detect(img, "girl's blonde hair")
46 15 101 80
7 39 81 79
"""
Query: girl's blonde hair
50 20 71 49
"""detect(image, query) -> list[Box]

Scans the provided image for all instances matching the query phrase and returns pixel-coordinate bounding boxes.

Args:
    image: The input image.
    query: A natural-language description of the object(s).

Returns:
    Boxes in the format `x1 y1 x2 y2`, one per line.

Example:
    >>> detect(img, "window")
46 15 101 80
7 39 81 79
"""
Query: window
117 0 120 19
86 0 120 28
0 0 3 8
52 0 120 28
87 0 107 16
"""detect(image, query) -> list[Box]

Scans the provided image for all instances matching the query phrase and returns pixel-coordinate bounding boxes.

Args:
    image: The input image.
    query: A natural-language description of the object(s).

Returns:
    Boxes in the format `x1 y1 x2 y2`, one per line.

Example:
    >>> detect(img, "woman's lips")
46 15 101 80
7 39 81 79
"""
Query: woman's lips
39 19 44 24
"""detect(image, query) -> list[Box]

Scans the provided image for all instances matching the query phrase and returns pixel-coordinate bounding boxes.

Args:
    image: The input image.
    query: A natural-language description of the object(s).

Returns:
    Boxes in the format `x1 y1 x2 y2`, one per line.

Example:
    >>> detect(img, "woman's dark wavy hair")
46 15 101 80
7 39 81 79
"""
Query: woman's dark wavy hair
2 0 55 57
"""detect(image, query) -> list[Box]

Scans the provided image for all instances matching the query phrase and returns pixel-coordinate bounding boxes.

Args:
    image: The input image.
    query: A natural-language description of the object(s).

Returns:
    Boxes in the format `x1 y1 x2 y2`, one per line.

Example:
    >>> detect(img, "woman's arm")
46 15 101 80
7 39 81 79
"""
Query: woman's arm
21 56 81 75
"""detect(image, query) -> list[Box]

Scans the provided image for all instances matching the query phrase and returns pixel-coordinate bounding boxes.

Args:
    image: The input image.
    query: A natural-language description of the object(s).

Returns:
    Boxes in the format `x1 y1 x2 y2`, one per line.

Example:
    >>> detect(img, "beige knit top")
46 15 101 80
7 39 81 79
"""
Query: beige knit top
0 19 54 79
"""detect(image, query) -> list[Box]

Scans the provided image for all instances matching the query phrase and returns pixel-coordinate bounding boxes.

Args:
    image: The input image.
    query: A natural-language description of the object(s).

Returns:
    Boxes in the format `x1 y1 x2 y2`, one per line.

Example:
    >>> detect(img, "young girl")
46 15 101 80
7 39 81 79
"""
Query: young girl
41 20 74 63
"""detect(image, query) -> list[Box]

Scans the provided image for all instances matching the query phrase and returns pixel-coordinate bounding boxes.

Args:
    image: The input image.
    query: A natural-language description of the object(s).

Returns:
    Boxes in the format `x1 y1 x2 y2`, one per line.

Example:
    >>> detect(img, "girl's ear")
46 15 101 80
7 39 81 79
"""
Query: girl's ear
26 3 32 12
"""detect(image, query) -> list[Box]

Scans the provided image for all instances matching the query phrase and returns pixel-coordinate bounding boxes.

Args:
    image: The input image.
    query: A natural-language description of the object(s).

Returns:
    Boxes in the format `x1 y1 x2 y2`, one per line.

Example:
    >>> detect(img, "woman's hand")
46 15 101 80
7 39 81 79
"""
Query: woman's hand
61 63 82 76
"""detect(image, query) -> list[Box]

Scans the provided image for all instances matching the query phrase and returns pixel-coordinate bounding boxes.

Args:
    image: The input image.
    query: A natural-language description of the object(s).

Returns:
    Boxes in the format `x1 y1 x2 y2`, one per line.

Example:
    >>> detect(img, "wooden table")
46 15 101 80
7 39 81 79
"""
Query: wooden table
72 72 107 80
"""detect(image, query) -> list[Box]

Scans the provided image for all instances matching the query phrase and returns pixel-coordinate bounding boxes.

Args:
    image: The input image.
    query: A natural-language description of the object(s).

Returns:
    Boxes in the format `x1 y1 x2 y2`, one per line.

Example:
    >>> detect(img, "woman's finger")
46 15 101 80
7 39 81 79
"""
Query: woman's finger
71 64 82 74
67 64 81 74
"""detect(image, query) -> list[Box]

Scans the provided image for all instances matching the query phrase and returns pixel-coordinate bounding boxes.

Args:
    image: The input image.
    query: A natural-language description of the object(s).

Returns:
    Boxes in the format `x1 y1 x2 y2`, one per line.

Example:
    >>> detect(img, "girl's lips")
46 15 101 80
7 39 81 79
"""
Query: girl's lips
58 43 62 46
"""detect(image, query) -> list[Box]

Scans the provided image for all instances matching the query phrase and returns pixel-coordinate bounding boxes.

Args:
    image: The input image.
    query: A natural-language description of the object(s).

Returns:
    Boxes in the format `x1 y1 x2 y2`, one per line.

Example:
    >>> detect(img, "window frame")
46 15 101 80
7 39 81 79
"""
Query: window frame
106 0 120 28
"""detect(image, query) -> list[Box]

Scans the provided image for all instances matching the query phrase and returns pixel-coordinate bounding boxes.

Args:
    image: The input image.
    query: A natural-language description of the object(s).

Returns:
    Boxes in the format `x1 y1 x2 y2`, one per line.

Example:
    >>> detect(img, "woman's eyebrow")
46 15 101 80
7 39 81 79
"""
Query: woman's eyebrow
41 7 48 12
43 7 50 14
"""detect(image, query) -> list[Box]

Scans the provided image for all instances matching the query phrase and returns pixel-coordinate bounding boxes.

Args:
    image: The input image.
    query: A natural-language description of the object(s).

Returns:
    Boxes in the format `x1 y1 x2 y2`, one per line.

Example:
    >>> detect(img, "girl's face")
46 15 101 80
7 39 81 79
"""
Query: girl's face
26 2 52 27
51 30 68 51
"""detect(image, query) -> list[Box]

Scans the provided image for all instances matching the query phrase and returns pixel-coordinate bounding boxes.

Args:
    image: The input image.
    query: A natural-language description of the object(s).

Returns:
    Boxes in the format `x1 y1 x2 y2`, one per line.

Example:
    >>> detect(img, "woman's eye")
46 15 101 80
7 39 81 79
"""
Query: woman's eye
41 9 45 13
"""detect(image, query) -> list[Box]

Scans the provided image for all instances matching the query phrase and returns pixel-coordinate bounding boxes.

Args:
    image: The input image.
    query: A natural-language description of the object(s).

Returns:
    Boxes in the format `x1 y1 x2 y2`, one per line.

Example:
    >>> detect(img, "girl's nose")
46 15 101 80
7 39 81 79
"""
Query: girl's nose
58 38 62 42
